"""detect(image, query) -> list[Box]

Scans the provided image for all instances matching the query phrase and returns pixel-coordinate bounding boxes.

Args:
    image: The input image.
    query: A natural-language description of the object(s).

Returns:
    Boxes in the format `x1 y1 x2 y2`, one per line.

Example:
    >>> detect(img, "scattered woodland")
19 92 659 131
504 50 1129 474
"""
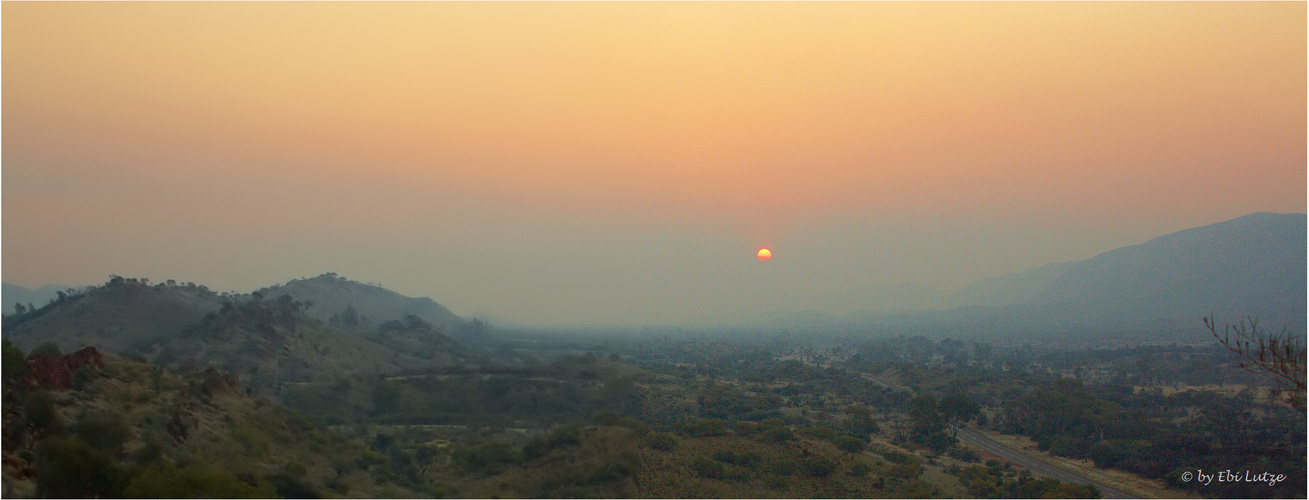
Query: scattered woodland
2 275 1304 498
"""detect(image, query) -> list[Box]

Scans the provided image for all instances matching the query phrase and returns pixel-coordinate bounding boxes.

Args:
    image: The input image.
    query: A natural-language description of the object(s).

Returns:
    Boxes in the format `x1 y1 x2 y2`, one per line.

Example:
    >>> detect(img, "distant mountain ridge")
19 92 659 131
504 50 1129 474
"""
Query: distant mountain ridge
1 283 79 313
1034 212 1306 327
773 212 1307 342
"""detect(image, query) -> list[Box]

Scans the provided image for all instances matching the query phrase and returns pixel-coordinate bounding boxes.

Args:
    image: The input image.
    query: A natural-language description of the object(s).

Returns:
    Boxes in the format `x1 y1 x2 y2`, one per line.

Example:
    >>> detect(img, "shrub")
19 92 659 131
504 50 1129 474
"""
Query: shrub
948 446 980 462
522 436 550 460
766 458 798 476
124 460 275 498
645 432 679 451
798 425 836 441
547 423 583 448
802 457 836 478
25 391 63 434
74 412 132 457
882 450 918 465
835 435 867 453
452 441 516 475
35 437 126 498
3 340 27 380
683 419 727 437
691 456 727 479
850 462 872 477
765 426 796 442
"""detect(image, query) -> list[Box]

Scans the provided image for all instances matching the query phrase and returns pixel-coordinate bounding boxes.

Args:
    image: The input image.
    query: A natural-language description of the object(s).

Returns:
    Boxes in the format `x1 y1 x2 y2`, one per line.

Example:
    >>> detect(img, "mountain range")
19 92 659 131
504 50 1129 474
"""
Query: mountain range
3 212 1304 345
767 212 1306 343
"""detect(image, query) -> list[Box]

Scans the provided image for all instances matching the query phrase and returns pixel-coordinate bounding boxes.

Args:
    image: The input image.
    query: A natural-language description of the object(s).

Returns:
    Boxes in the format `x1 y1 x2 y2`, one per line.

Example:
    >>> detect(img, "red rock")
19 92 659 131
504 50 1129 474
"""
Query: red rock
22 346 105 391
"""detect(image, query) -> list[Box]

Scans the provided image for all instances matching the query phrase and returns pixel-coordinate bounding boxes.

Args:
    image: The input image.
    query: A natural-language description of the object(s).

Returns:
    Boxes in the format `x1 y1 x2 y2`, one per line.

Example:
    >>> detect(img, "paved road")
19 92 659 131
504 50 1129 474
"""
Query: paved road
863 372 1138 498
955 426 1137 499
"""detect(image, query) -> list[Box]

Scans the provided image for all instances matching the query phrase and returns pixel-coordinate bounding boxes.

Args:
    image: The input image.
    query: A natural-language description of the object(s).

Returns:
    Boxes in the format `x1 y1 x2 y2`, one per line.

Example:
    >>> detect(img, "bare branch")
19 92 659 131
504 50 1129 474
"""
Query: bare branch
1205 314 1306 411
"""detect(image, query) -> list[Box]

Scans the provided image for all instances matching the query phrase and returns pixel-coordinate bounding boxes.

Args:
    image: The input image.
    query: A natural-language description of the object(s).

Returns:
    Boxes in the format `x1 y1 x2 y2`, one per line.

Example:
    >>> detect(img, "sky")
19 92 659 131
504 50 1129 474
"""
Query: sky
3 2 1305 327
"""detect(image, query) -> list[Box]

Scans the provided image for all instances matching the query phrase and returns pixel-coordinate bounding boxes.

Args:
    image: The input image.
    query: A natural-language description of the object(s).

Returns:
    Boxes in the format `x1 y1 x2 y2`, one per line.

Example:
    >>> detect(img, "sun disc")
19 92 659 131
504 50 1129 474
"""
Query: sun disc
757 248 772 261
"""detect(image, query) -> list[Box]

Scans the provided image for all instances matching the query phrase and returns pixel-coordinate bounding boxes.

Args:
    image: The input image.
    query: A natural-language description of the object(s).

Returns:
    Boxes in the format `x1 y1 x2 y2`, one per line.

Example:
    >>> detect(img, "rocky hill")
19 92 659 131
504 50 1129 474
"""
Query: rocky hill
257 273 466 335
2 277 468 397
1 344 423 498
2 277 226 355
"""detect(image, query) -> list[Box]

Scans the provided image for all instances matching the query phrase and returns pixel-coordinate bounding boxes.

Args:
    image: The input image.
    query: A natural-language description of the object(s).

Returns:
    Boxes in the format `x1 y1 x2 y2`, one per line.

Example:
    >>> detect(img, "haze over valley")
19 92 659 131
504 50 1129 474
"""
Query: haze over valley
3 3 1304 499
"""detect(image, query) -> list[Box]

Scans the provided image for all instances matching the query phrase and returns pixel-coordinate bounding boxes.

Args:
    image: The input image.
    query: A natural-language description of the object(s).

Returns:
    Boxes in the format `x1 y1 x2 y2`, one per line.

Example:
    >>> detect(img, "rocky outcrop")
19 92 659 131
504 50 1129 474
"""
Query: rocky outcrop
21 346 105 391
199 367 240 397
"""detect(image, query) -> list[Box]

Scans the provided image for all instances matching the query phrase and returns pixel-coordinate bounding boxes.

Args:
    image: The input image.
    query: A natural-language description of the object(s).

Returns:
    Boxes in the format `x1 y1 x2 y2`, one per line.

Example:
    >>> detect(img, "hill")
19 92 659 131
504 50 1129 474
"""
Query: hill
1 345 423 498
2 277 226 355
257 273 467 335
944 261 1080 308
2 277 468 396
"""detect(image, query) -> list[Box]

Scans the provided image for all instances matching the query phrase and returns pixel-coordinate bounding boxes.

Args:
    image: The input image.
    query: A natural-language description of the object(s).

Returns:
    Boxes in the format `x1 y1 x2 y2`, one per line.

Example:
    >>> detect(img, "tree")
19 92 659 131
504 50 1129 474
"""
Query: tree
1204 315 1305 411
834 435 867 453
908 394 943 442
844 405 880 437
34 436 127 498
939 394 981 426
415 444 440 475
3 340 27 381
372 380 402 415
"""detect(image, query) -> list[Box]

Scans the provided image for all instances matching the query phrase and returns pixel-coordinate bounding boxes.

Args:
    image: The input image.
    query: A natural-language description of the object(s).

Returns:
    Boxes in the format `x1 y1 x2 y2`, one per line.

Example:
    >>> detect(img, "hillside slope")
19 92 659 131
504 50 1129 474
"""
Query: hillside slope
2 278 225 355
258 274 466 334
2 278 467 396
828 212 1307 342
1034 212 1306 329
1 346 422 498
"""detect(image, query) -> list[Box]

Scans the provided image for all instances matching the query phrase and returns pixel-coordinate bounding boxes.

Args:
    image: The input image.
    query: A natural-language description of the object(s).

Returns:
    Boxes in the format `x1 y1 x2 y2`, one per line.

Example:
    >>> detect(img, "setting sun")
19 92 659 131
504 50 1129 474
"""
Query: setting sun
757 248 772 261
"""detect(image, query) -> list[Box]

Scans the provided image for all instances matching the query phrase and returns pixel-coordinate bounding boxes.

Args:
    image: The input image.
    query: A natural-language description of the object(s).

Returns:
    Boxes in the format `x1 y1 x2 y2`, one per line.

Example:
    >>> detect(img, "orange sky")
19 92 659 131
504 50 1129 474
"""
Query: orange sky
3 2 1305 326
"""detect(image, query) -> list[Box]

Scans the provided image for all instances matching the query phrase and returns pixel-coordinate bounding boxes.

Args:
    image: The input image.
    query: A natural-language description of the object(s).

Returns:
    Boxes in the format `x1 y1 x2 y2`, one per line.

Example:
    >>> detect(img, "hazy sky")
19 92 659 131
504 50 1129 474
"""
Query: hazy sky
4 2 1305 327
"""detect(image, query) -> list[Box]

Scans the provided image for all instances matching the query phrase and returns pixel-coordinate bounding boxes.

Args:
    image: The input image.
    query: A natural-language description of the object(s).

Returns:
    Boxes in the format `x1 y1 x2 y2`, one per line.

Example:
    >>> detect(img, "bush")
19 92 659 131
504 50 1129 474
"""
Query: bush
764 426 796 442
3 340 27 380
522 436 550 460
74 412 132 457
850 462 872 477
948 446 980 462
682 419 727 437
645 432 679 451
35 437 127 498
802 457 836 478
124 460 275 498
766 458 798 476
835 435 867 453
798 425 836 441
691 456 727 479
732 421 758 436
881 450 918 465
25 391 63 434
712 449 762 468
547 423 583 448
451 441 516 475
